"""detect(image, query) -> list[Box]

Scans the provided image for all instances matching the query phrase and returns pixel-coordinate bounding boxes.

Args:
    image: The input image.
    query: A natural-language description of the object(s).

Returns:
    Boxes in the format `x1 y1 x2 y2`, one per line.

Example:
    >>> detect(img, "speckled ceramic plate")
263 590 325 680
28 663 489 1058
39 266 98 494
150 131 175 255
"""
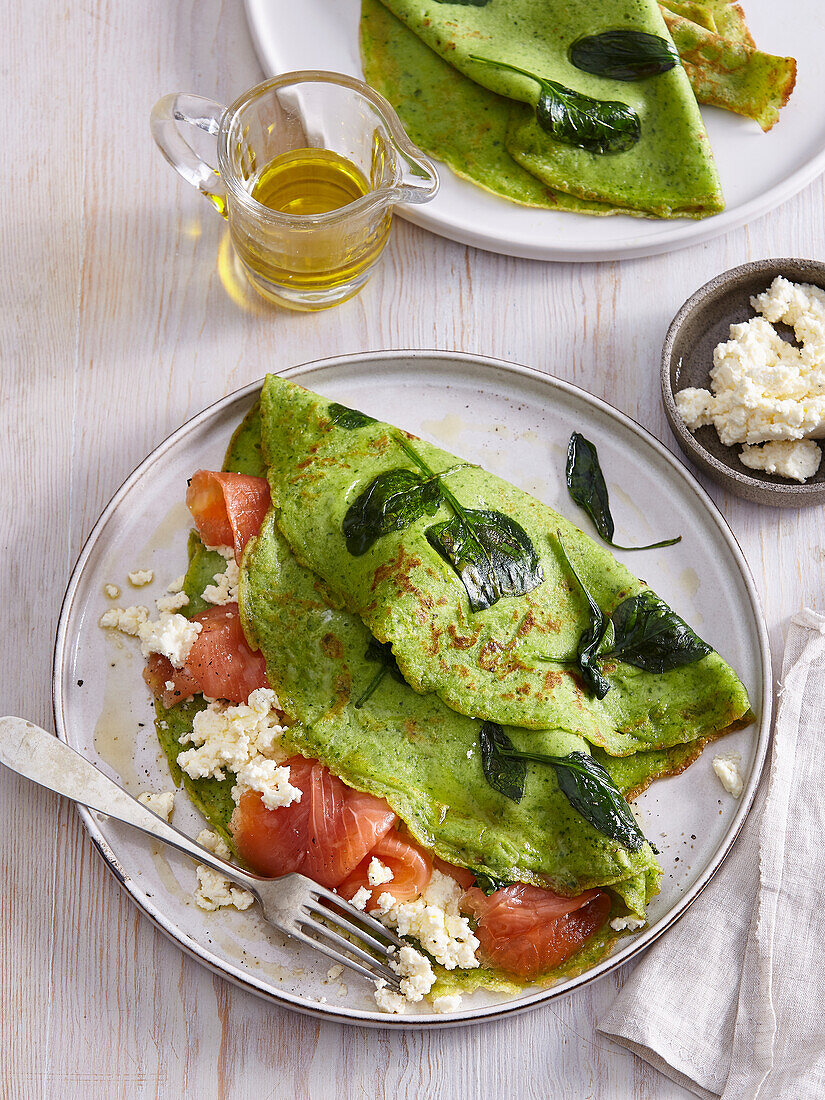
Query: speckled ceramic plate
244 0 822 261
53 352 771 1027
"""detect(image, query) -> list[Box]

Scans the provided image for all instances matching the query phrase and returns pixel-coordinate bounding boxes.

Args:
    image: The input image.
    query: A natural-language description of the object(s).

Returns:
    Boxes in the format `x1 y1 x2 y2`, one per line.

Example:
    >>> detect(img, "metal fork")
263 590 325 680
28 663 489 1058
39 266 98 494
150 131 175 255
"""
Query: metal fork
0 717 405 992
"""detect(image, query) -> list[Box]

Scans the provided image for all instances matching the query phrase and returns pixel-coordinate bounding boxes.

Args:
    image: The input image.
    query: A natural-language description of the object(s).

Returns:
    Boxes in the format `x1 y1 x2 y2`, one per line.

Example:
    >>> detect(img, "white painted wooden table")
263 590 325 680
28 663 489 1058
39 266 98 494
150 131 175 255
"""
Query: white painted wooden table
2 2 822 1097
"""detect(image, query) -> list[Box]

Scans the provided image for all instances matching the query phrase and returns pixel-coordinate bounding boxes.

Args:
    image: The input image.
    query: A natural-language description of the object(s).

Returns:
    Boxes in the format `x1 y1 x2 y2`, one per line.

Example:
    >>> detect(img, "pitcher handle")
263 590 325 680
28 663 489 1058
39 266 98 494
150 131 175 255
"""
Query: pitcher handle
151 93 228 216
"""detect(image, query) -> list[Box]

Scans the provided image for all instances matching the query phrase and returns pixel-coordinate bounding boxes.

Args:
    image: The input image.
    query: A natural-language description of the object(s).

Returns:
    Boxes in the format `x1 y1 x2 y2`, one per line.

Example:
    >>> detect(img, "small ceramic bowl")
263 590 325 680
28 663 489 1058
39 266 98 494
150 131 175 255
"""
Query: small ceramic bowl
661 257 825 507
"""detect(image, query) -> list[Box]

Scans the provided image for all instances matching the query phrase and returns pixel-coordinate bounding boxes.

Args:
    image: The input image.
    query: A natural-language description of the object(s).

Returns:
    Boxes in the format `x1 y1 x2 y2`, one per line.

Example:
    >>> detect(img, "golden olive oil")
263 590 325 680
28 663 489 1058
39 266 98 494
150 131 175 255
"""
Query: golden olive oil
229 147 392 309
251 147 370 215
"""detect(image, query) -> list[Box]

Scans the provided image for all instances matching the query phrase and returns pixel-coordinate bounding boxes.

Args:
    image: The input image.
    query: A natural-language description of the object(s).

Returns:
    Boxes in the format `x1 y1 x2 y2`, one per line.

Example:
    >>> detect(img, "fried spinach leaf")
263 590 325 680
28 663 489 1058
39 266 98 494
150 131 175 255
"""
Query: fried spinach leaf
469 55 640 155
473 871 509 895
606 591 712 673
427 508 544 612
328 402 377 430
342 468 443 556
392 434 544 612
556 532 611 699
354 638 406 708
570 30 680 81
482 734 647 852
566 432 681 551
479 721 527 803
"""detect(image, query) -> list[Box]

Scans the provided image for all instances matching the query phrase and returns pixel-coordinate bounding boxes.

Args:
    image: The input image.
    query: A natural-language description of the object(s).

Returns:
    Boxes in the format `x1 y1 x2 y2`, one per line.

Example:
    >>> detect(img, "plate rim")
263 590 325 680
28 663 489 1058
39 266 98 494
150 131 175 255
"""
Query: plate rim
242 0 825 262
52 349 773 1027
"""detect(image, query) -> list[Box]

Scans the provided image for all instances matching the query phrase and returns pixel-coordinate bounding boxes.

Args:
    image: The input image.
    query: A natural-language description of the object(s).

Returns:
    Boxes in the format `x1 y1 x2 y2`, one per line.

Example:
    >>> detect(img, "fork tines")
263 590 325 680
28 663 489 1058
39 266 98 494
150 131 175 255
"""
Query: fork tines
298 883 407 990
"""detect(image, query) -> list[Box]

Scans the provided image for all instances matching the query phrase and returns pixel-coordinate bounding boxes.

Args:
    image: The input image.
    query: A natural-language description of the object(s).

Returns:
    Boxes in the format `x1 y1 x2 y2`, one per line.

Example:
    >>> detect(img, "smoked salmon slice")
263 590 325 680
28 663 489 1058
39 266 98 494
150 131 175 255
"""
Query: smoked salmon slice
461 883 610 979
186 470 270 564
338 830 433 907
143 603 269 707
231 757 398 887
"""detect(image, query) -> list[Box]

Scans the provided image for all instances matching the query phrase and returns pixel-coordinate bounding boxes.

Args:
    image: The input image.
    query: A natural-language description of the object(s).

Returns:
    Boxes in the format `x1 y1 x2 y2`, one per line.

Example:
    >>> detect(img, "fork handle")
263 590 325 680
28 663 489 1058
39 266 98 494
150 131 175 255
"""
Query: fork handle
0 717 267 895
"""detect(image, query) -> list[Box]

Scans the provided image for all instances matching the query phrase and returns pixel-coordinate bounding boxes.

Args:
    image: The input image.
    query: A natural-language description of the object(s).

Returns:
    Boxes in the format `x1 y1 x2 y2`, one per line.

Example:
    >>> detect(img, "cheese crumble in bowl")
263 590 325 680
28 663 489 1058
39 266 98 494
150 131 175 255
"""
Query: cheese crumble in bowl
661 259 825 507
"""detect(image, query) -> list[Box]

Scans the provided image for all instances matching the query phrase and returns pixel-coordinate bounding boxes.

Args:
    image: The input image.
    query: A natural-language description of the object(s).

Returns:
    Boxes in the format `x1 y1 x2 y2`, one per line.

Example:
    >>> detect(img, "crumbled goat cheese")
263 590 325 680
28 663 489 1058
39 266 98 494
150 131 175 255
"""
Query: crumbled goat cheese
103 583 120 599
194 866 255 912
167 575 186 594
713 752 744 798
197 829 231 859
610 915 647 932
177 689 285 785
350 887 372 911
327 964 344 981
739 439 822 482
99 605 150 635
155 590 190 613
128 569 154 587
99 591 197 663
137 790 175 821
193 829 254 912
137 612 201 668
202 558 240 606
206 544 235 560
375 871 479 971
373 980 408 1015
368 858 394 887
389 944 436 1003
675 277 825 479
231 757 302 811
432 994 463 1014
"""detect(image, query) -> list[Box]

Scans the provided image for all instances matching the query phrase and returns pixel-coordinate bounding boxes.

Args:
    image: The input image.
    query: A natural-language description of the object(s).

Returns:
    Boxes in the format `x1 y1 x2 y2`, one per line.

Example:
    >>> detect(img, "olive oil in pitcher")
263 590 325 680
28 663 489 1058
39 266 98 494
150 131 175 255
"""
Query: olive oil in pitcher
153 74 438 310
232 146 391 306
251 148 370 215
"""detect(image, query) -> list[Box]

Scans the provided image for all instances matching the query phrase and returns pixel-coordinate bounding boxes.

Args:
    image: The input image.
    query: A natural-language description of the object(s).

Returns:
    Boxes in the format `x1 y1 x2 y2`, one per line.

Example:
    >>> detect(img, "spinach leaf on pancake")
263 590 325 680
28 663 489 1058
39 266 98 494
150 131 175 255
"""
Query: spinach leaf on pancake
259 375 751 757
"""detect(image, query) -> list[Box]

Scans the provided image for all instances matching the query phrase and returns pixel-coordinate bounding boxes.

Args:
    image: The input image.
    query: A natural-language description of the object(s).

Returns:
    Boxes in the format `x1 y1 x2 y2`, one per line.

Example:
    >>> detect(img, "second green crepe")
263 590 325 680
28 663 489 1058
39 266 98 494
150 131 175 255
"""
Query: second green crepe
372 0 724 217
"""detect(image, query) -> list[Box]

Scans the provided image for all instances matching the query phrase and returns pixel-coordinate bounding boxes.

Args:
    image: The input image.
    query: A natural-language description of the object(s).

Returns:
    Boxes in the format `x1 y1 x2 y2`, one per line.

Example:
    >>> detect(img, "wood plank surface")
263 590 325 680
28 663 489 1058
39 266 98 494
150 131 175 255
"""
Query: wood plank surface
1 1 821 1097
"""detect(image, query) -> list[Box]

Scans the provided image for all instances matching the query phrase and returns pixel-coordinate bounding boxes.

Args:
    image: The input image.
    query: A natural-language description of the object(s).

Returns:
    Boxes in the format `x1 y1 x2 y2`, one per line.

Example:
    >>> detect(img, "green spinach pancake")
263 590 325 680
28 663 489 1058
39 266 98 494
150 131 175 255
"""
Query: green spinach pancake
360 0 796 216
260 375 750 757
138 384 752 1004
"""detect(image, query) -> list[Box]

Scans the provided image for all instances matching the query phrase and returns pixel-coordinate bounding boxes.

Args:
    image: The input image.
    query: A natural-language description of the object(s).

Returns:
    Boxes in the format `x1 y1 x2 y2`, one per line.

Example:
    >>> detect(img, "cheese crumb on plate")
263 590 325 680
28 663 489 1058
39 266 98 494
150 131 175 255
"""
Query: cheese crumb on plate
713 752 744 798
137 790 175 821
193 829 255 912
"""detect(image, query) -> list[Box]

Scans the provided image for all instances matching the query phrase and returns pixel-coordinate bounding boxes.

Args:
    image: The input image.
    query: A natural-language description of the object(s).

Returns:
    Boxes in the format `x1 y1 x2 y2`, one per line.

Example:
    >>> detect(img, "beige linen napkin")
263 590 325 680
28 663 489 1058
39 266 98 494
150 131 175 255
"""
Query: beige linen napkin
598 610 825 1099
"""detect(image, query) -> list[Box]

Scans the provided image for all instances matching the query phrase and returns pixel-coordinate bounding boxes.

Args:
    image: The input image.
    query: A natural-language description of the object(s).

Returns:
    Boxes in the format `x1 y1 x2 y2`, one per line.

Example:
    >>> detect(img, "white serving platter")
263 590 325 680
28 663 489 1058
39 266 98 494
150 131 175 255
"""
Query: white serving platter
244 0 825 260
53 351 771 1026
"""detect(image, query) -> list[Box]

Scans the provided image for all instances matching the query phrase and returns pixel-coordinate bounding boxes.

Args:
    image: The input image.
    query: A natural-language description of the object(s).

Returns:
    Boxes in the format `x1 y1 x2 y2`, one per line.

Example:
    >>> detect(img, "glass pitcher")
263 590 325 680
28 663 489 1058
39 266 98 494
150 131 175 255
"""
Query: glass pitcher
151 72 439 311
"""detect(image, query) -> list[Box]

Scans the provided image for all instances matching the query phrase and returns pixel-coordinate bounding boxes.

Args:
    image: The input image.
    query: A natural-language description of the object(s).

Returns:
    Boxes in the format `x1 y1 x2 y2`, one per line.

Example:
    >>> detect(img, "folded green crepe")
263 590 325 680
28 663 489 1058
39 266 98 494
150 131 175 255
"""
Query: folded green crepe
144 394 757 995
374 0 724 217
259 376 751 758
360 0 634 215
